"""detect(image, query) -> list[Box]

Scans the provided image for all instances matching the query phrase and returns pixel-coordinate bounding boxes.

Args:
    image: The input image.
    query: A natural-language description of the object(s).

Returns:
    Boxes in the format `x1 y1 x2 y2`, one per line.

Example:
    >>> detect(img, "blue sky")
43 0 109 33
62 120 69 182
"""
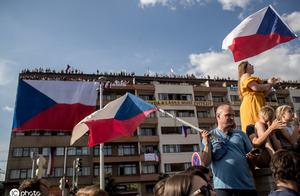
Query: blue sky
0 0 299 178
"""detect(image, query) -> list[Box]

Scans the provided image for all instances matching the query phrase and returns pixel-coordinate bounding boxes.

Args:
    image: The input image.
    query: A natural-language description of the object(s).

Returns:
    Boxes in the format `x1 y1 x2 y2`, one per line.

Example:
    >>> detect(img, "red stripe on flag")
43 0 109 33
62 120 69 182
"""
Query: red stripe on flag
13 104 95 131
87 109 156 146
229 33 296 62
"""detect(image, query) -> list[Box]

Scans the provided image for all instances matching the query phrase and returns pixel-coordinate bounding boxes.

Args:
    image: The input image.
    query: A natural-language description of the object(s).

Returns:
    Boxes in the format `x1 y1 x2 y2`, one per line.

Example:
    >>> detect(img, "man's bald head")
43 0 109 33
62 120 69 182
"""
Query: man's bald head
216 104 235 132
216 104 232 115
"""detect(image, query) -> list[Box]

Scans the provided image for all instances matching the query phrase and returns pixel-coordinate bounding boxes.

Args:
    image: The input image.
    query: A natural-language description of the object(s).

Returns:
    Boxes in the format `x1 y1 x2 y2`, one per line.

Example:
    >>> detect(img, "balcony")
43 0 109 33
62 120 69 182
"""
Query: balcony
198 117 215 124
141 118 158 125
94 155 140 163
109 136 139 143
134 84 155 91
209 87 227 93
138 135 159 142
193 86 211 92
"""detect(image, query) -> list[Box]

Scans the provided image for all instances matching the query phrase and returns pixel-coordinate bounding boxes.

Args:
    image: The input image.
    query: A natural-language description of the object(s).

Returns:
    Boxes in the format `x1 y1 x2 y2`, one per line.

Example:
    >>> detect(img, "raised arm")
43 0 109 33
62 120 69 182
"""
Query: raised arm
201 129 211 167
253 120 286 147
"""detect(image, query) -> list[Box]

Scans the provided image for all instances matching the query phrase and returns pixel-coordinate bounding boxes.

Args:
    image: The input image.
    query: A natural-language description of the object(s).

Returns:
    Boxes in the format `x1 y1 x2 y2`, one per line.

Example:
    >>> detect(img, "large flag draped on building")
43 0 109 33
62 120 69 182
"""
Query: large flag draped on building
13 80 98 131
71 93 157 147
222 5 297 62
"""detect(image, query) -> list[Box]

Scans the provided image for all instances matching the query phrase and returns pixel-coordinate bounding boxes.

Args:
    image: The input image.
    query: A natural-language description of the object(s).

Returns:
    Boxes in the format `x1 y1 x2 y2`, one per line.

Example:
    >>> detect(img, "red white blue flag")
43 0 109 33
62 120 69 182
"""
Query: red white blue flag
222 5 297 62
71 93 157 147
13 80 98 131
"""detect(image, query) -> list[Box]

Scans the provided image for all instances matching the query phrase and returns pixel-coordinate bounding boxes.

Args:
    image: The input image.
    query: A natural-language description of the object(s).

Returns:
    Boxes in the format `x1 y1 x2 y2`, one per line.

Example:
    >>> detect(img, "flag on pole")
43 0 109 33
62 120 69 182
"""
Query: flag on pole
13 80 98 131
222 5 297 62
71 93 157 147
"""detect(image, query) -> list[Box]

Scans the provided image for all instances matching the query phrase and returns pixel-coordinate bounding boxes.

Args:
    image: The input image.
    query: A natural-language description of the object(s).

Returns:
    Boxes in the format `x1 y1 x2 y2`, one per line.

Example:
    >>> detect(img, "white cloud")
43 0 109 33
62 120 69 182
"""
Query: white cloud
139 0 209 9
282 11 300 32
3 106 13 112
217 0 251 11
187 45 300 81
0 59 15 86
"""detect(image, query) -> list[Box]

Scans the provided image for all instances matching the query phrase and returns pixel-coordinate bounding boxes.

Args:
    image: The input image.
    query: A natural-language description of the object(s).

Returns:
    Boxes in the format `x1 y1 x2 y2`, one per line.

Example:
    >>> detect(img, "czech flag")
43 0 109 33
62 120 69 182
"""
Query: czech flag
13 80 98 131
222 5 297 62
71 93 157 147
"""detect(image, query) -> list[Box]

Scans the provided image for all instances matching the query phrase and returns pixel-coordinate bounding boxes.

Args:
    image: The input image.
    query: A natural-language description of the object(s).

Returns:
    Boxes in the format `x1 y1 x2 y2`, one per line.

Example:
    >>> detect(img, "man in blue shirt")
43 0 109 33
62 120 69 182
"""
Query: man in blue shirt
201 104 257 196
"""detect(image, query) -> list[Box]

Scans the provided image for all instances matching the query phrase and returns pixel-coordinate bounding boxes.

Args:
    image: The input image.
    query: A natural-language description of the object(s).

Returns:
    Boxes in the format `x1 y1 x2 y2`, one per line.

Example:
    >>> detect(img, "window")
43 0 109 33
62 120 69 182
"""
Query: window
104 165 112 175
165 163 185 172
140 128 156 136
230 95 239 102
158 93 192 101
82 147 90 155
177 110 195 117
163 145 179 153
20 169 28 179
67 147 76 156
67 167 74 177
163 144 198 153
118 145 136 156
79 167 90 176
142 165 156 174
15 132 25 136
13 148 23 157
119 164 137 176
30 148 39 155
141 145 157 153
94 165 99 176
293 96 300 103
195 96 206 101
197 110 210 118
56 147 64 156
160 110 195 117
139 95 155 100
10 170 20 179
54 168 63 177
31 131 40 136
22 148 30 157
94 146 99 156
212 96 224 102
145 184 155 193
42 147 50 156
103 145 112 156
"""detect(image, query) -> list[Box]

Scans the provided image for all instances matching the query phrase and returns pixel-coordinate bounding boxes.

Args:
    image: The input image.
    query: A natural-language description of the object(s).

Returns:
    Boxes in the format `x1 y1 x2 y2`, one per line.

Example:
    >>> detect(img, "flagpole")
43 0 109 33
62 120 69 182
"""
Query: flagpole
158 108 203 133
98 77 105 190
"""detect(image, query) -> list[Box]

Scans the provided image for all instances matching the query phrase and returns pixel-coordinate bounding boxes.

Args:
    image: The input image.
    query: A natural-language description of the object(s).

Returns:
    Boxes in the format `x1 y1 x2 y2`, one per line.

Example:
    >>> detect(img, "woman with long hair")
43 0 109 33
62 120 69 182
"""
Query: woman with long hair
238 61 279 132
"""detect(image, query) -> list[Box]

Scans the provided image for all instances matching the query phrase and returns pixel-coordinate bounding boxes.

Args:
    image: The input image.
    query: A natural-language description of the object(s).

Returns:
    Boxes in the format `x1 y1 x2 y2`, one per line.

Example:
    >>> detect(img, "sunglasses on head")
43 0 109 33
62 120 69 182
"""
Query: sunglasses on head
191 184 212 196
